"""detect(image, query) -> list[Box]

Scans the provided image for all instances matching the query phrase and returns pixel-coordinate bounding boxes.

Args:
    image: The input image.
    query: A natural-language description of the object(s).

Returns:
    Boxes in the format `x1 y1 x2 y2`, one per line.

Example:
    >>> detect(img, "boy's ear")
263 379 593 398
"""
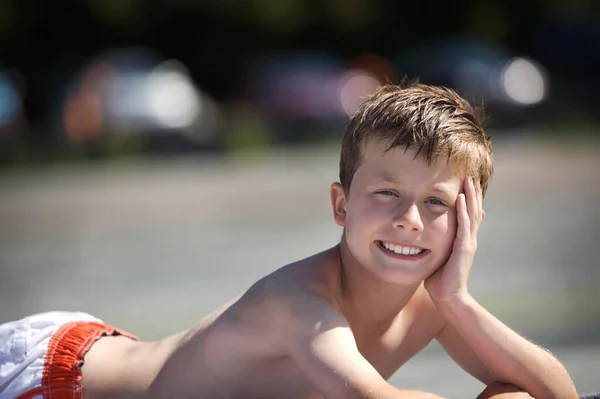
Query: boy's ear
330 182 347 227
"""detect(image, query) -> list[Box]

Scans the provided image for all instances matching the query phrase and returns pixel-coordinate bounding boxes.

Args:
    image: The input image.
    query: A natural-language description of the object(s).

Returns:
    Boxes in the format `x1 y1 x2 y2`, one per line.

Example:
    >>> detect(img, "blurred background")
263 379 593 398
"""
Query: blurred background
0 0 599 397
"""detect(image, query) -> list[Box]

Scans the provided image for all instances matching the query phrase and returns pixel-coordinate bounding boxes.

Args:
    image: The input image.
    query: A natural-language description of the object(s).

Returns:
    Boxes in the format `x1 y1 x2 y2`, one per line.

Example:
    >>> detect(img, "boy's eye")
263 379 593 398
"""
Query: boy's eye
426 198 446 206
376 189 398 197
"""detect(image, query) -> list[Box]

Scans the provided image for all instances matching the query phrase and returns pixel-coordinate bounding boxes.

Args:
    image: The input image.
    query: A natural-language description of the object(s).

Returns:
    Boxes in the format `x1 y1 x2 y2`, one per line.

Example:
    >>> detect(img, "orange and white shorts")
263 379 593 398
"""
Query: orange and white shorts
0 311 137 399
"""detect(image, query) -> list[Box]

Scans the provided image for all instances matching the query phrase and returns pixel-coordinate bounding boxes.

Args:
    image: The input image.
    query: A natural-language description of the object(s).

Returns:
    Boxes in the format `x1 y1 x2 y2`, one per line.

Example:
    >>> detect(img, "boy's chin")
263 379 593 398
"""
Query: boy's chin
373 255 444 283
368 261 435 285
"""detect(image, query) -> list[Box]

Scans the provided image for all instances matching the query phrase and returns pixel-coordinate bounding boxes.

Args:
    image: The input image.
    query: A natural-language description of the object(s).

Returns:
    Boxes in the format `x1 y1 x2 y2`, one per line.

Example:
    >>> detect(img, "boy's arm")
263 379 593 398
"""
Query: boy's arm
285 295 446 399
435 296 578 399
427 178 577 399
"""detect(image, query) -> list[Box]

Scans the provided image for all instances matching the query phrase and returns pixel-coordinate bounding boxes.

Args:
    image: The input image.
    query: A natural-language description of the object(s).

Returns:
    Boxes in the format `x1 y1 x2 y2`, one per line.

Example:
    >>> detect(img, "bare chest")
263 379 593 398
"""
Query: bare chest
354 322 440 380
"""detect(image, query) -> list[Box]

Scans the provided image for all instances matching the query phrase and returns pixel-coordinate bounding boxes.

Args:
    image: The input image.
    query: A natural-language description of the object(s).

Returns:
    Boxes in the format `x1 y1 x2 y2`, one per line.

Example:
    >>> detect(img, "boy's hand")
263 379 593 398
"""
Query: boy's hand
425 177 484 305
477 382 534 399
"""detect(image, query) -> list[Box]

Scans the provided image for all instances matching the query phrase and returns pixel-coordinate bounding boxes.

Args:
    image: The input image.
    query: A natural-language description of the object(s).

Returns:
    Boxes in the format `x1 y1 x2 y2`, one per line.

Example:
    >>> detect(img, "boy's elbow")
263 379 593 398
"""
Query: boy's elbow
543 355 579 399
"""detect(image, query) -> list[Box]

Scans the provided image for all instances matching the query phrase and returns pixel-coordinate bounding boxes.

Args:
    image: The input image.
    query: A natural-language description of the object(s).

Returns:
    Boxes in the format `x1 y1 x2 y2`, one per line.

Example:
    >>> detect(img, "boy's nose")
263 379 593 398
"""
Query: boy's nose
393 203 424 232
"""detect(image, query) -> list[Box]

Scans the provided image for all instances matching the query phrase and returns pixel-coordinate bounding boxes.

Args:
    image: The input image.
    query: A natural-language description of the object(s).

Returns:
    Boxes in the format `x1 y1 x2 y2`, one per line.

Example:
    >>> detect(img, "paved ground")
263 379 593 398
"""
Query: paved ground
1 134 599 397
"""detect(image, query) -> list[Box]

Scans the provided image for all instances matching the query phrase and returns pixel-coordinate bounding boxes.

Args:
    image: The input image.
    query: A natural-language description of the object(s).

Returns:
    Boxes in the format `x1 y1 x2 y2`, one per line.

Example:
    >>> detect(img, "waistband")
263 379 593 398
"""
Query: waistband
16 320 138 399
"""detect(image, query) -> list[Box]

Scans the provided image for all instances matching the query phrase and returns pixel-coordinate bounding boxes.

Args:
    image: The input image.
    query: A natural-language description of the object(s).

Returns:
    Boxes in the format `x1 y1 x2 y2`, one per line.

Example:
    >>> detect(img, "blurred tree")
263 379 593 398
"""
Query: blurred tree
251 0 310 33
0 0 598 146
544 0 598 20
87 0 145 28
324 0 377 28
467 1 510 43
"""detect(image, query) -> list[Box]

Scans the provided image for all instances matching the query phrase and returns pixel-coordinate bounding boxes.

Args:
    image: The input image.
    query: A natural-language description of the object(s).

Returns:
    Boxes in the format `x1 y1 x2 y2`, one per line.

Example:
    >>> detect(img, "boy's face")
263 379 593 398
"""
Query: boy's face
332 137 463 285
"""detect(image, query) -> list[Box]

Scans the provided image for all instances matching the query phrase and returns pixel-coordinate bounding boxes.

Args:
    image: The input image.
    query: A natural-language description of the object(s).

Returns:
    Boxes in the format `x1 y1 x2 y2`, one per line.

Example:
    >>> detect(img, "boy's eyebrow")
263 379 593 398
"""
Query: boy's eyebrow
429 184 456 196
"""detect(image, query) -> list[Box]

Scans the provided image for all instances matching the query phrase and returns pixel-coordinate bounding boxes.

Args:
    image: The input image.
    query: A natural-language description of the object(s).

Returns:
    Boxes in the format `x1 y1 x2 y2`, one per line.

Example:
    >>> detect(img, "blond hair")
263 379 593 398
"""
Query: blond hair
340 80 494 197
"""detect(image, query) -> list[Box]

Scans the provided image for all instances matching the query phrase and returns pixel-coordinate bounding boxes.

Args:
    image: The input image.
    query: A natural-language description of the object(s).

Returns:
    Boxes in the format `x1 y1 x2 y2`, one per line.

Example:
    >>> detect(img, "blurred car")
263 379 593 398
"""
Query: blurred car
59 47 223 154
244 51 383 142
0 67 29 165
0 68 27 142
395 37 550 127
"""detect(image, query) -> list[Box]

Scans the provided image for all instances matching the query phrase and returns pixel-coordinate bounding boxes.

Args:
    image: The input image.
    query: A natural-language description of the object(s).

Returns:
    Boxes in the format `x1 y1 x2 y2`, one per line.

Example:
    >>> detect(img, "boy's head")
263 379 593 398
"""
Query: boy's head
331 80 494 285
339 80 493 197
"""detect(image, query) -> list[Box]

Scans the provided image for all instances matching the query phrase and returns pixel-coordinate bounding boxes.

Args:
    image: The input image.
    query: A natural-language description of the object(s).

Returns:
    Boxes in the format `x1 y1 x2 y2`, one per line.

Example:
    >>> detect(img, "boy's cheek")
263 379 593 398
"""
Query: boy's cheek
439 211 457 235
431 212 454 231
350 202 383 222
431 215 457 250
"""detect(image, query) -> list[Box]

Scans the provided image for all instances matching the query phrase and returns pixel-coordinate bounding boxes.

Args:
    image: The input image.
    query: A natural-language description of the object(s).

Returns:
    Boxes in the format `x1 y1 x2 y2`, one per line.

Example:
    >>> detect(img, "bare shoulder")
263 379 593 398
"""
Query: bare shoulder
255 251 347 336
188 247 344 350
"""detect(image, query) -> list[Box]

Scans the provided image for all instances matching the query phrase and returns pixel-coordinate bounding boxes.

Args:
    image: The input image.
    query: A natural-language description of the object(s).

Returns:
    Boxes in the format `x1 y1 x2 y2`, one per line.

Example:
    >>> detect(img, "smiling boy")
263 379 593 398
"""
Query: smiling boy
0 81 578 399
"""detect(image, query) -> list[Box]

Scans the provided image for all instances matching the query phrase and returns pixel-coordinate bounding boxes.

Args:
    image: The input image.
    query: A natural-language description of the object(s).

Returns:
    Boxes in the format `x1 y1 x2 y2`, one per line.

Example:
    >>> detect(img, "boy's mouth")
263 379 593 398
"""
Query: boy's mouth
376 240 428 257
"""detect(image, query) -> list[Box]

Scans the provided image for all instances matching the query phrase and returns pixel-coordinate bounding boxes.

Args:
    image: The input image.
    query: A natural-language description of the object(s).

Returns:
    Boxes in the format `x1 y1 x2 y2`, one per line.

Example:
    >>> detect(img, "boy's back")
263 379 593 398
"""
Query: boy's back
141 246 446 399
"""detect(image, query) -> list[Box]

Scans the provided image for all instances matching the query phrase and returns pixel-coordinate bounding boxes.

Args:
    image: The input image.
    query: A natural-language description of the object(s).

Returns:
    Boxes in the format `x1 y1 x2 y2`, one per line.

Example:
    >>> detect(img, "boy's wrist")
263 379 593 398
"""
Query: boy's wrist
432 290 475 316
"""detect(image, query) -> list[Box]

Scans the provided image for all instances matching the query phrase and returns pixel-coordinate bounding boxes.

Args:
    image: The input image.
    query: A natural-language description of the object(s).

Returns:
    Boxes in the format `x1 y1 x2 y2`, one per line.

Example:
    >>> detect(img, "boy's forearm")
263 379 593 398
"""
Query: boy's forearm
437 293 578 399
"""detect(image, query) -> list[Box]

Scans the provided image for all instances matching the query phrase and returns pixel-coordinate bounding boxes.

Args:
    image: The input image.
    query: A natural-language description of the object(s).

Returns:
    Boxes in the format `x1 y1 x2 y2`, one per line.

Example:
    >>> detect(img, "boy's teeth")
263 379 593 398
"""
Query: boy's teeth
382 241 423 255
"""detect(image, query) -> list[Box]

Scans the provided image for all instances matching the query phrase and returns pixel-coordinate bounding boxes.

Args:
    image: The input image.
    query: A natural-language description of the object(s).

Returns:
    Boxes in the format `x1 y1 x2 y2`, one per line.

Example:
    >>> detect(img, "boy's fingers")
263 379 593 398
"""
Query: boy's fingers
476 178 483 221
477 382 533 399
465 178 478 231
457 193 470 239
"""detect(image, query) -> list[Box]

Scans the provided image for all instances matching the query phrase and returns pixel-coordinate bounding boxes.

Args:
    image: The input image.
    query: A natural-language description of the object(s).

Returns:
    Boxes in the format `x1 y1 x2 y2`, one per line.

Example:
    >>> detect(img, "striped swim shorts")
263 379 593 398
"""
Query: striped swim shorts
0 311 137 399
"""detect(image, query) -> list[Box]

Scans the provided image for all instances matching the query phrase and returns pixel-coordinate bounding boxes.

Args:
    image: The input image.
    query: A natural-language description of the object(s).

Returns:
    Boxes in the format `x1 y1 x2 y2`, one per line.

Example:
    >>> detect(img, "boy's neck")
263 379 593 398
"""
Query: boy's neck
334 240 421 333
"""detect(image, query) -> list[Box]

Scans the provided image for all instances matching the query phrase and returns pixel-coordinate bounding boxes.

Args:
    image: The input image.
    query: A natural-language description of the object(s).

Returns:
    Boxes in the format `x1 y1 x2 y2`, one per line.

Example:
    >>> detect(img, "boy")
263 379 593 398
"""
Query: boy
0 81 578 399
